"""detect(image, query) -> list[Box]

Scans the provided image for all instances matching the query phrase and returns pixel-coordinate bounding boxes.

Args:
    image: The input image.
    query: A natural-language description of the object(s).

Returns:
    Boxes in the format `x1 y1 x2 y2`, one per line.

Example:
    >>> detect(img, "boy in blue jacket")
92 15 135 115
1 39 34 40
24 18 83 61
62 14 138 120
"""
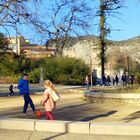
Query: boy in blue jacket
18 73 35 114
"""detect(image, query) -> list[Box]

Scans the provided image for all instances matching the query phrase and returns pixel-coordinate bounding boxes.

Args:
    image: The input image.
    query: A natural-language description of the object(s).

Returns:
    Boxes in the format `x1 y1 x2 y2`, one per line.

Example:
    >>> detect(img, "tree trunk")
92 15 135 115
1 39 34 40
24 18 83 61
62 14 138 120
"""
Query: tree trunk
100 0 106 85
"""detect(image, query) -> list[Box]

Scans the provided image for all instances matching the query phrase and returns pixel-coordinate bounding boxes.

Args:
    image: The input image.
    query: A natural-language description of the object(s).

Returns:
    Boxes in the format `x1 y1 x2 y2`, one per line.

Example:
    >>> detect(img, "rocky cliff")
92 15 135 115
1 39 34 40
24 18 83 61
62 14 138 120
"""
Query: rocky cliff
62 35 140 77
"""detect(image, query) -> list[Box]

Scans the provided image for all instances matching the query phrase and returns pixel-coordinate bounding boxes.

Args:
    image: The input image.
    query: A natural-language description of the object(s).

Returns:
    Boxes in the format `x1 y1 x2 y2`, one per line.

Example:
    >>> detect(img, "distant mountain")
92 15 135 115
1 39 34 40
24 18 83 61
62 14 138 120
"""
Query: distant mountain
63 35 140 76
109 36 140 62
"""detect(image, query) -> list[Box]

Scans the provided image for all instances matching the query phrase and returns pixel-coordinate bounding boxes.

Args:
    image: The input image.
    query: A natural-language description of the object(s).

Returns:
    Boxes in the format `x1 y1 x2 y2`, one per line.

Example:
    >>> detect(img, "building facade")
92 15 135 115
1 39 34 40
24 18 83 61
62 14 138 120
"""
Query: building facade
8 36 55 59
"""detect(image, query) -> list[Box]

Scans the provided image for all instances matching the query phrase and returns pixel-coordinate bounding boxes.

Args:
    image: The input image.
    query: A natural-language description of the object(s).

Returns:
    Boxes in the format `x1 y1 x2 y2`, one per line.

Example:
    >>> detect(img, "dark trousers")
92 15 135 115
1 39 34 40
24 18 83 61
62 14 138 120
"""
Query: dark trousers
9 90 14 96
122 81 127 86
23 94 35 113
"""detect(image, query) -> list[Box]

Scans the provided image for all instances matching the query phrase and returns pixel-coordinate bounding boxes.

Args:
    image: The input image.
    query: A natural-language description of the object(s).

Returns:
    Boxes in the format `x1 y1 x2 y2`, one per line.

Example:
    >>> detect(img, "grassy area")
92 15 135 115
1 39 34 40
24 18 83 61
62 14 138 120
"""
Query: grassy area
91 86 140 93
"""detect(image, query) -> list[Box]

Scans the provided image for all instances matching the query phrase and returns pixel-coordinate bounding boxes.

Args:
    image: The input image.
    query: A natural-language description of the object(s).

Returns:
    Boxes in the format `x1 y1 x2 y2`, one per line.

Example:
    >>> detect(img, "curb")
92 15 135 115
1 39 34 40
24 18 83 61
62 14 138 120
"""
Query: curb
35 120 89 134
84 92 140 104
85 92 140 99
1 118 140 135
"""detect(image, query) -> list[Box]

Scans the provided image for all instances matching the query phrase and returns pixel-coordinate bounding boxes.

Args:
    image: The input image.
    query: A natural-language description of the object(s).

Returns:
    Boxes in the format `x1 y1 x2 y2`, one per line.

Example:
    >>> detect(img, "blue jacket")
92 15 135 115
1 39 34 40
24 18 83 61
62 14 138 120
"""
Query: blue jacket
18 78 29 95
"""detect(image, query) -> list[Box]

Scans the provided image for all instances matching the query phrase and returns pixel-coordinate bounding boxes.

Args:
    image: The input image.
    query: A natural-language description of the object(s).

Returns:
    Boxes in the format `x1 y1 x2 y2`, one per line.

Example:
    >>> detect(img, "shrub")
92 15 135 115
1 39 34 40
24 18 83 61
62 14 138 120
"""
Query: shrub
28 69 40 83
42 57 90 85
0 52 90 84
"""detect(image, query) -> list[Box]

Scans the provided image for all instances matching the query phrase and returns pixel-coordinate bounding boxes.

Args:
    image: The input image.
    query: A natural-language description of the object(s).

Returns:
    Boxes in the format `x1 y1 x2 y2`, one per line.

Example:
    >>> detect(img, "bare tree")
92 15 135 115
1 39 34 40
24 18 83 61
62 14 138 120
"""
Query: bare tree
34 0 94 57
0 0 94 57
0 0 44 57
0 0 36 33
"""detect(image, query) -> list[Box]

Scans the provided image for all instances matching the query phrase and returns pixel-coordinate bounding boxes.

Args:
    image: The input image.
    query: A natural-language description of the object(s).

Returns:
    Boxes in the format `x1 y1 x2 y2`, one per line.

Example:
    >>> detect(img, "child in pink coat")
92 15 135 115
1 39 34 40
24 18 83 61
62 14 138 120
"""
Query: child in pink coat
41 80 56 120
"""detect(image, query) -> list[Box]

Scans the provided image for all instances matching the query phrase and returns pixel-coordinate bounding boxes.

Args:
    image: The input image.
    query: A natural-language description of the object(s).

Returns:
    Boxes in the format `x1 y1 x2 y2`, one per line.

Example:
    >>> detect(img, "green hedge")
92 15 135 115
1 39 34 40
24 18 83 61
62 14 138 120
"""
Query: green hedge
0 54 90 84
36 57 90 85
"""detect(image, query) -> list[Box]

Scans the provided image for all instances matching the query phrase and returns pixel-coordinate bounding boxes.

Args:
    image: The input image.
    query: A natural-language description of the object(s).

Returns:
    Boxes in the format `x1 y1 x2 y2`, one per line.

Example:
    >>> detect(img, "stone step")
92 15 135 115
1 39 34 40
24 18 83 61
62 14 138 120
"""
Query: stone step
1 118 140 135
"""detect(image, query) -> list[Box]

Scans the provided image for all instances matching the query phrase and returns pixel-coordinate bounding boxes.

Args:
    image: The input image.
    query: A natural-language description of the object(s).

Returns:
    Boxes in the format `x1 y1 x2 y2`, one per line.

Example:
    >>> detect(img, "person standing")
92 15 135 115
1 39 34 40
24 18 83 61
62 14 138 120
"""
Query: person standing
115 74 119 86
8 84 14 96
41 80 56 120
121 73 127 86
112 75 115 86
18 74 36 114
129 75 135 86
85 75 90 90
106 75 111 86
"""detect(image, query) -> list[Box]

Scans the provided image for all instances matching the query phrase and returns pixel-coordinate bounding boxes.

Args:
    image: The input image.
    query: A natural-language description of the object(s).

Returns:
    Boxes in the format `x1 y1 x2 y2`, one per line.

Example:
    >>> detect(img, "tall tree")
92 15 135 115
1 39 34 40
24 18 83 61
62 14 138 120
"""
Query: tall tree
98 0 123 84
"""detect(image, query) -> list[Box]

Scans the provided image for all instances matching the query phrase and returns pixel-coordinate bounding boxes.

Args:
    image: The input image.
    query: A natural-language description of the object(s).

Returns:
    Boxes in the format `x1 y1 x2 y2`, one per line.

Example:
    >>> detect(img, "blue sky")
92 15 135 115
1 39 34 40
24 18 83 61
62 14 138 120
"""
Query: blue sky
1 0 140 43
107 0 140 41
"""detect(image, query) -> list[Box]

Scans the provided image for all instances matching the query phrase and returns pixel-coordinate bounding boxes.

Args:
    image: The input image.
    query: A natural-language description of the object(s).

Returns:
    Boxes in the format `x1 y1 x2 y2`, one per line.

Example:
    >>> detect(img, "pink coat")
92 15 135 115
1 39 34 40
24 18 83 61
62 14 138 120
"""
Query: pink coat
41 88 56 112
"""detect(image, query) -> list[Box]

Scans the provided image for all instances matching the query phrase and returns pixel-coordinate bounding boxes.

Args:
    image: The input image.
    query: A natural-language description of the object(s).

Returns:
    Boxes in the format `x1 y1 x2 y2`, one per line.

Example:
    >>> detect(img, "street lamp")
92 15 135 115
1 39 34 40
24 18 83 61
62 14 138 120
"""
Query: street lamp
90 46 95 89
127 56 130 77
40 67 44 84
90 52 93 89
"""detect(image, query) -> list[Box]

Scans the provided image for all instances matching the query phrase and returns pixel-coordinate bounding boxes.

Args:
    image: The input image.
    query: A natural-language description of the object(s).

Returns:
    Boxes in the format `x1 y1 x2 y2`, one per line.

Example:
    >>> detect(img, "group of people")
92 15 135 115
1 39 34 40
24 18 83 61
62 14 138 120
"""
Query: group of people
105 74 119 86
104 73 135 86
85 72 135 87
18 73 58 120
15 72 135 120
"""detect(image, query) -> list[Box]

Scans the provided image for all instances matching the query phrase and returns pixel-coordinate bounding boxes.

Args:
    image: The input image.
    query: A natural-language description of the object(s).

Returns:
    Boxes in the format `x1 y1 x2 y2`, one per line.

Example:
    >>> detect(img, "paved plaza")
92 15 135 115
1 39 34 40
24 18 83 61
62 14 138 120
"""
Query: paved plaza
1 85 140 139
1 129 140 140
1 85 140 122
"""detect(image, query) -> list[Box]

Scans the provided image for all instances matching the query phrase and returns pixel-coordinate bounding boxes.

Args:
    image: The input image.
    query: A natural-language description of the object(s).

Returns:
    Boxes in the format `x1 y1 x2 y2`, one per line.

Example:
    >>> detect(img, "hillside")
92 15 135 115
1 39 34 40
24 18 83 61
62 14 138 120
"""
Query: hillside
62 35 140 77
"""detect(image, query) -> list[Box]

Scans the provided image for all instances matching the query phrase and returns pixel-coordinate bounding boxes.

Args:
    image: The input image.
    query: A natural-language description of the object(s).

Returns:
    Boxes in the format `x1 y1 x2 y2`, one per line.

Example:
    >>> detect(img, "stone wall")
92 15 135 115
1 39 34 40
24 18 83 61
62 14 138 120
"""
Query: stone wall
85 92 140 105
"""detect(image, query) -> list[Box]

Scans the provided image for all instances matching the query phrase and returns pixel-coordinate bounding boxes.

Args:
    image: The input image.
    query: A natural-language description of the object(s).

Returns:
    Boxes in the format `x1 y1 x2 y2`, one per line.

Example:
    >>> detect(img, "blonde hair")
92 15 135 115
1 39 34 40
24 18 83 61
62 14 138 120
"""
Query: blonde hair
44 80 56 91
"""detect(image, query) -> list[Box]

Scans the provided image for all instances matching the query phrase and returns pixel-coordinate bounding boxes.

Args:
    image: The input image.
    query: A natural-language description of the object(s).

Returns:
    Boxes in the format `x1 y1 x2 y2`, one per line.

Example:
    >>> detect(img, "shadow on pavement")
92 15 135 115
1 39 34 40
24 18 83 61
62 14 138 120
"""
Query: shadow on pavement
42 132 67 140
0 92 19 97
0 102 107 121
122 111 140 123
79 110 117 121
42 121 83 140
56 103 90 111
41 110 117 140
53 102 103 121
